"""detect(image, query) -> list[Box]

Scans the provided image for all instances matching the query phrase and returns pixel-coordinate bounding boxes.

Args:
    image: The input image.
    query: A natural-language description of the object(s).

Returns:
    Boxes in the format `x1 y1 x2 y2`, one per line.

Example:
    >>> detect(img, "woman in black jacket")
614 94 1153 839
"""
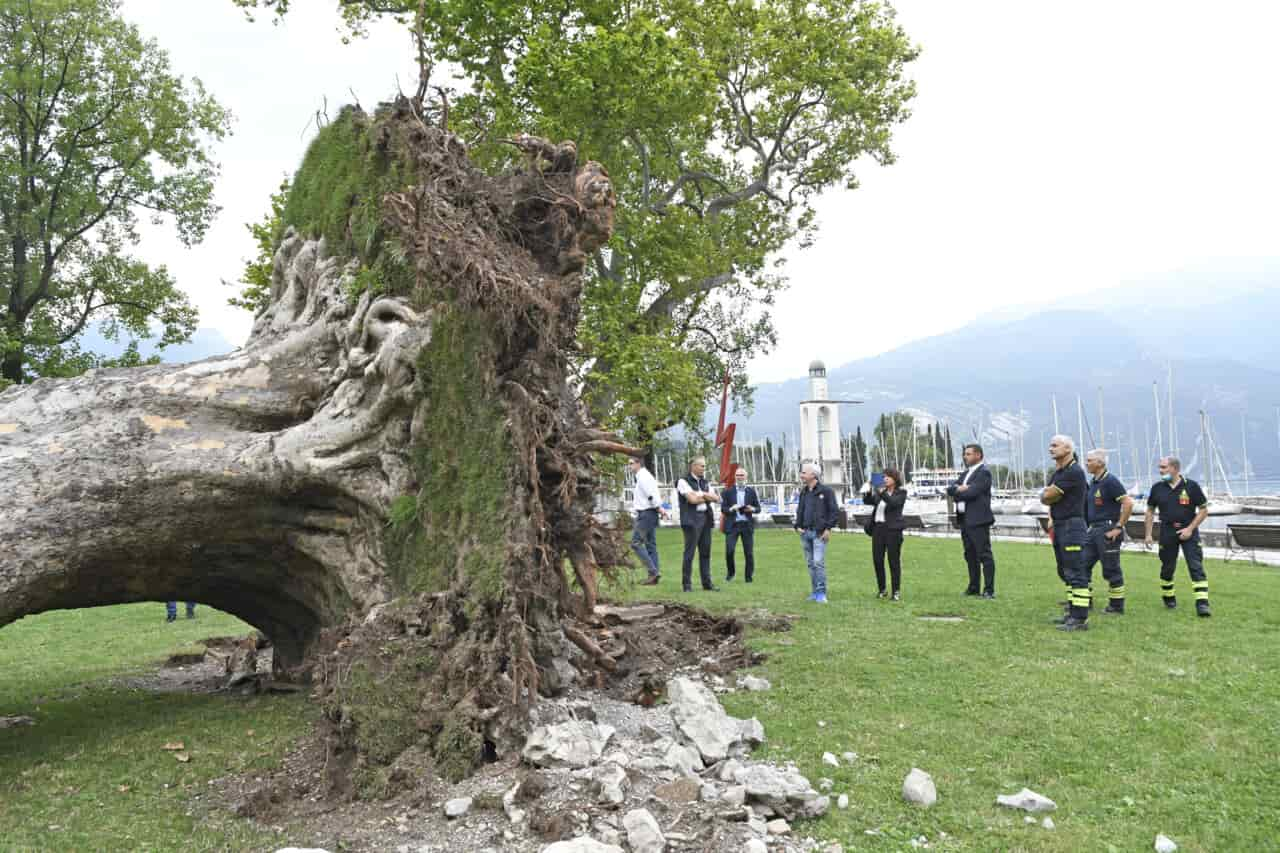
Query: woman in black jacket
865 468 908 600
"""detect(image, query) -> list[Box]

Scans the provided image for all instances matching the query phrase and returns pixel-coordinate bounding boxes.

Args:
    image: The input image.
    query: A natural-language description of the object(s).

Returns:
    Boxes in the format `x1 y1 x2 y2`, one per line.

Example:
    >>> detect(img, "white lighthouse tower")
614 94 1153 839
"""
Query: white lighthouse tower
800 360 843 486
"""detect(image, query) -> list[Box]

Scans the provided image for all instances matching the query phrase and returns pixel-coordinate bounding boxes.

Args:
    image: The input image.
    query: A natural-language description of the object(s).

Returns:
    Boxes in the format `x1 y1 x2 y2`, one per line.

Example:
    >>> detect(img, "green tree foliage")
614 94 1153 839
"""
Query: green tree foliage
231 0 918 442
227 178 289 315
0 0 230 384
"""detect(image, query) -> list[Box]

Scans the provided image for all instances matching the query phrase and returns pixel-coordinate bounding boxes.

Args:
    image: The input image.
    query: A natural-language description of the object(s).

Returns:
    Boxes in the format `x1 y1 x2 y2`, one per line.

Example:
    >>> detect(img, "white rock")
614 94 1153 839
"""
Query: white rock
902 768 937 807
837 794 849 810
523 720 616 768
721 785 747 807
1042 817 1055 830
622 809 665 853
818 777 834 790
700 783 719 802
443 796 472 819
740 675 772 691
743 840 768 853
594 763 628 805
748 816 768 835
766 818 791 835
502 782 526 824
718 759 745 782
841 751 857 763
662 742 704 777
822 752 840 767
668 677 742 762
739 717 766 746
818 720 827 727
1024 816 1036 824
1155 834 1178 853
995 787 1056 812
541 839 625 853
796 793 831 818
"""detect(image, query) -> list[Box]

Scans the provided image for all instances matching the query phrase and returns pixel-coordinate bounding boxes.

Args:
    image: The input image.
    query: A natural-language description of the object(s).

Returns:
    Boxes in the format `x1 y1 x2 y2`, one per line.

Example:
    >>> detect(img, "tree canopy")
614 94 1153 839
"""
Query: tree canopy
0 0 230 385
233 0 917 442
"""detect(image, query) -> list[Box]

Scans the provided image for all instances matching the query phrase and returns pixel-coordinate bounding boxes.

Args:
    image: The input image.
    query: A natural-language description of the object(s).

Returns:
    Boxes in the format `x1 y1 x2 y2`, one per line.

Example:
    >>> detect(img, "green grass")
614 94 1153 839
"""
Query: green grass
3 534 1277 851
617 528 1280 852
0 604 311 852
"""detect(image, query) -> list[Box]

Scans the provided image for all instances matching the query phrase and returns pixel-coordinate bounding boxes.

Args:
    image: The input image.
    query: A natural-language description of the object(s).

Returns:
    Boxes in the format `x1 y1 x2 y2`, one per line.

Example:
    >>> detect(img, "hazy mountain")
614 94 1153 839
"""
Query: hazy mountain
77 325 237 365
722 296 1280 486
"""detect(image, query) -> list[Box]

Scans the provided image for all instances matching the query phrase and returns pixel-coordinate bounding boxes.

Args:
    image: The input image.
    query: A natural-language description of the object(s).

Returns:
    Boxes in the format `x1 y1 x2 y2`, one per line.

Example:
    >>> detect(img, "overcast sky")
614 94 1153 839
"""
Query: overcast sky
121 1 1280 383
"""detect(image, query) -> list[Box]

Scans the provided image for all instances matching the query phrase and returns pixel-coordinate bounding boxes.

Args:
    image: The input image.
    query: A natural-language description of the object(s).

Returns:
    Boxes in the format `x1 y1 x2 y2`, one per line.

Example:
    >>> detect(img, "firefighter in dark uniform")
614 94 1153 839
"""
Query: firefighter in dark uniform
1041 434 1090 631
1143 456 1212 617
1082 449 1135 614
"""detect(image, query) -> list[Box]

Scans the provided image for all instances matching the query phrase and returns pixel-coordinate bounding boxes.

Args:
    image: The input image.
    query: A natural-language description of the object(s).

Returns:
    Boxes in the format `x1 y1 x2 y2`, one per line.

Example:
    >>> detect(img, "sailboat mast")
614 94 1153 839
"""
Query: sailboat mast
1242 413 1250 497
1168 364 1177 457
1052 394 1060 434
1200 410 1213 495
1153 383 1165 460
1098 387 1105 452
1077 396 1085 452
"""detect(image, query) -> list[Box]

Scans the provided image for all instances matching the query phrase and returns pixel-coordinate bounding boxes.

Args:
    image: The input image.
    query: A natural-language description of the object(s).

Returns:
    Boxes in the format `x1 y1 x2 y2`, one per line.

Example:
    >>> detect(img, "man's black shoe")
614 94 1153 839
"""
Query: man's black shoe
1101 605 1124 615
745 577 753 583
725 575 735 582
165 614 176 624
1196 600 1211 618
703 585 720 592
980 592 995 599
640 576 660 586
877 590 888 599
682 587 693 593
1056 617 1089 632
1163 596 1177 609
964 588 980 596
1050 614 1069 625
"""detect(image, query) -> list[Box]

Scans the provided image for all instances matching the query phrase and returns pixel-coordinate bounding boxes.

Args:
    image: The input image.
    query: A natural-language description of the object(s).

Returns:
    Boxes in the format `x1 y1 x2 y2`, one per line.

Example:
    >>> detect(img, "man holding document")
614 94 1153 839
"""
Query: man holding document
721 468 762 582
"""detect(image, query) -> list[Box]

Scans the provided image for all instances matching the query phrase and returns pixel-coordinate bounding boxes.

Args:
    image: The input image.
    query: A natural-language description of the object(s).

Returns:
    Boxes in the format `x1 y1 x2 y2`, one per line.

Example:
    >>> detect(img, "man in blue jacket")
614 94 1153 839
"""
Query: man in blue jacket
946 443 996 598
722 467 762 582
793 462 838 602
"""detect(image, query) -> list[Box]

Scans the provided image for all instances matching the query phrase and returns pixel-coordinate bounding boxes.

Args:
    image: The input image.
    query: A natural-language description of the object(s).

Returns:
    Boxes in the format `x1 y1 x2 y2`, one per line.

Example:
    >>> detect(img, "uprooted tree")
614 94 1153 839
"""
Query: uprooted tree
0 98 637 789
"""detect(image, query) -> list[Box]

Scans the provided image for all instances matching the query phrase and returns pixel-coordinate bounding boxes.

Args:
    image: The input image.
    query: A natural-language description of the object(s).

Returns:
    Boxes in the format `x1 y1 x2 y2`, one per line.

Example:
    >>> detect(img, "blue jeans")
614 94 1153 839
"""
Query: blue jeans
801 530 827 595
166 601 196 619
631 509 661 577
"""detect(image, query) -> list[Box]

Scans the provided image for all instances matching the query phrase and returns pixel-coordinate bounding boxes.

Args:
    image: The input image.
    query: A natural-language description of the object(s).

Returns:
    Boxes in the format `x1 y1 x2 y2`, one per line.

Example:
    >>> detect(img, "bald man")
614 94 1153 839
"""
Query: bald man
1042 435 1089 631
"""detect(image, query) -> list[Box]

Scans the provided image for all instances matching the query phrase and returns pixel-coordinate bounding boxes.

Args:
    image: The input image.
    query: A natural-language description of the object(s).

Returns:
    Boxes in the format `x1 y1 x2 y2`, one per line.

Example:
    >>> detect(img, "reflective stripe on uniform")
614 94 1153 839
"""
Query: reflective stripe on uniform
1110 585 1126 599
1064 545 1082 552
1193 581 1209 600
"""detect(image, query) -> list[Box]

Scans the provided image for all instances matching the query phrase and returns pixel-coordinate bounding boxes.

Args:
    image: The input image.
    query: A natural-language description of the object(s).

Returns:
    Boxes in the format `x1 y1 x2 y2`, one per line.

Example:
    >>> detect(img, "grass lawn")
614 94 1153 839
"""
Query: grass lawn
0 604 310 852
621 528 1280 852
2 532 1278 851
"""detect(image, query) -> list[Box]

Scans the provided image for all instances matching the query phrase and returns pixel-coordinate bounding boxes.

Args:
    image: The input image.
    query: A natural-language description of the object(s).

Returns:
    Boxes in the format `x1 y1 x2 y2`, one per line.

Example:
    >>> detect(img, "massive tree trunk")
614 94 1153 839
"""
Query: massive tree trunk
0 99 629 781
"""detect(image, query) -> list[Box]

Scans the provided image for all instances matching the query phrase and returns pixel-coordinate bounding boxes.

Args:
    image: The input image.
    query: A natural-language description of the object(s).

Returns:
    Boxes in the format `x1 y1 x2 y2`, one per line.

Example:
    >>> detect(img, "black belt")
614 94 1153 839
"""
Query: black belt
1088 520 1119 528
638 507 658 512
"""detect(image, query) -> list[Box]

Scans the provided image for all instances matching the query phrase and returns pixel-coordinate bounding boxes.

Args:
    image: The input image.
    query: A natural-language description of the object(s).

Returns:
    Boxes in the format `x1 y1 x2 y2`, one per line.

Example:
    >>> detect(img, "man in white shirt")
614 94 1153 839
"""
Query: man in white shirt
628 455 668 585
677 456 720 592
721 468 761 582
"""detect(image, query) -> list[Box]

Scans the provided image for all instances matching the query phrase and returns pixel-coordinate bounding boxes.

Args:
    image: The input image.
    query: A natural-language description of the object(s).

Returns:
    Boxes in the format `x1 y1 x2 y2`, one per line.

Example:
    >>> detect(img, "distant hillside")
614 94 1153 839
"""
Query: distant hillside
77 326 237 365
721 304 1280 486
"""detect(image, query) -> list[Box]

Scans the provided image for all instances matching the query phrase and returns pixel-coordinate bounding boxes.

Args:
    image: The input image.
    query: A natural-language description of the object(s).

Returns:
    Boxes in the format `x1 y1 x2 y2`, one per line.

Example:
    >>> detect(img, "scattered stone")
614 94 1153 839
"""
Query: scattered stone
917 615 966 623
841 751 857 763
700 782 719 802
1167 668 1186 678
638 722 665 743
592 763 628 805
1042 817 1055 830
739 717 766 746
902 768 938 807
796 793 830 818
622 809 665 853
823 845 845 853
837 794 849 810
740 675 772 691
818 720 827 728
1024 816 1036 825
1155 834 1178 853
996 787 1056 812
668 677 757 762
662 742 704 776
718 758 745 782
654 777 701 804
523 720 616 768
443 797 472 819
818 777 834 790
744 840 768 853
502 783 526 824
592 821 622 847
722 786 747 807
822 752 840 767
766 818 791 835
542 838 625 853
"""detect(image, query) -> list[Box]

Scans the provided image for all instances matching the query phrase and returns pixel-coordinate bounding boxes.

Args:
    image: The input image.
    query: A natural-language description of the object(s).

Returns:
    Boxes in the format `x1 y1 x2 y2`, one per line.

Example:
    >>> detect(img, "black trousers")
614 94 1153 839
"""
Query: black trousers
1159 527 1208 602
1082 522 1125 604
871 525 903 593
724 522 755 581
681 513 714 590
1053 516 1090 617
959 519 995 594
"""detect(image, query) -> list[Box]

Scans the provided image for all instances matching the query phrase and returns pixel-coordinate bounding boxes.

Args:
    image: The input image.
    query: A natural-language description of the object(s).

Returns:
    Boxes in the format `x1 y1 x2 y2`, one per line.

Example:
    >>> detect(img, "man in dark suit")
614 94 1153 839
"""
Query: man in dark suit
721 467 762 582
946 443 996 598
